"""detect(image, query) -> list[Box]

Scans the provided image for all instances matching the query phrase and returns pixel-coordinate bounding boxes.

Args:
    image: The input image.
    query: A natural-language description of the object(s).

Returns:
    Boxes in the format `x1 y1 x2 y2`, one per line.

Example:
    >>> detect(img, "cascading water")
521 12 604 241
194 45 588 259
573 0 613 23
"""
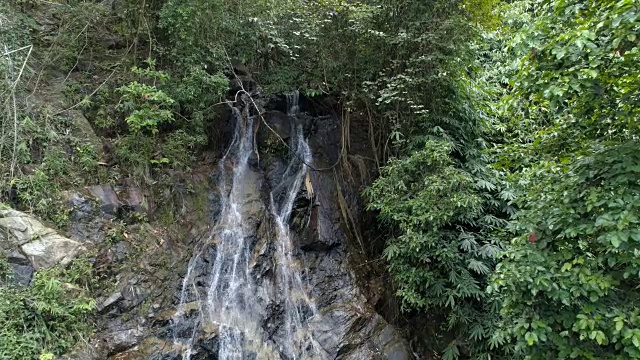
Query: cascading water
171 93 323 359
285 91 300 116
270 104 322 360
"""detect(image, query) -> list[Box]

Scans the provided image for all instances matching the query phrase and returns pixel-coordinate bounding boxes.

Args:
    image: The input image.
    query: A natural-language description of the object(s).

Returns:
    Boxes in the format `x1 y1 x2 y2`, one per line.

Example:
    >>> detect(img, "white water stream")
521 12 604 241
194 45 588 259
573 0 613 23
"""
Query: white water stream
171 94 322 359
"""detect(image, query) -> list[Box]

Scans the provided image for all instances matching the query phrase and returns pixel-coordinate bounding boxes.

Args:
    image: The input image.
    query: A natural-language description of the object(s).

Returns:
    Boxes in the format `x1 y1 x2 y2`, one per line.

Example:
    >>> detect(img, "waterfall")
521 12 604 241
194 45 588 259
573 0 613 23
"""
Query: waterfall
285 91 300 116
271 125 321 359
171 94 322 359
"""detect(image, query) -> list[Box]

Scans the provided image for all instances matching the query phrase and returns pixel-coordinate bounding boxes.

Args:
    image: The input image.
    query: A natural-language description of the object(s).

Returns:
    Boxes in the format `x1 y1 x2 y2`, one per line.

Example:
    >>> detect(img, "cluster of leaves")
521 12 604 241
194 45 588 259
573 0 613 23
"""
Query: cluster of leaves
366 140 508 358
490 144 640 359
0 258 96 359
487 0 640 358
110 60 213 173
117 61 175 135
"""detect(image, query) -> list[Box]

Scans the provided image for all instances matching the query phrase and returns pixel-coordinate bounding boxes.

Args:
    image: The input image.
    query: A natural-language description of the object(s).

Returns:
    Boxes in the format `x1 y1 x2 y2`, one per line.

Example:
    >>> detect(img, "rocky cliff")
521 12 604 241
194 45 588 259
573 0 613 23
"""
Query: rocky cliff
41 88 412 359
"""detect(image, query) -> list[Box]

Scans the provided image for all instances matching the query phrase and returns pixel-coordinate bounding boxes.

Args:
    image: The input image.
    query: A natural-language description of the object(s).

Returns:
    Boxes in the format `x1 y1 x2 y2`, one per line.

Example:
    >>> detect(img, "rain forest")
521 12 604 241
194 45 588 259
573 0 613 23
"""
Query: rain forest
0 0 638 359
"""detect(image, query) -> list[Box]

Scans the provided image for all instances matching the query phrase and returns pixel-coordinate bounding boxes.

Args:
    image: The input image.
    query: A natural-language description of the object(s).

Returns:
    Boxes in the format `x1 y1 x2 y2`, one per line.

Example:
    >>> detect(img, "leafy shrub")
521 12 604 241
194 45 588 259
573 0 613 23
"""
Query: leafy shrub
112 59 217 174
487 0 640 358
116 60 175 135
8 138 98 229
490 143 640 359
366 139 508 359
0 258 96 359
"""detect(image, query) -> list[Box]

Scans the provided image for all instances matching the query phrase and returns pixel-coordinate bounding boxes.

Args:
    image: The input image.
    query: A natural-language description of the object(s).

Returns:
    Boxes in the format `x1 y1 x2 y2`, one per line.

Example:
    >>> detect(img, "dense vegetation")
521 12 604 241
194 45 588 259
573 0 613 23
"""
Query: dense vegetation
0 257 95 359
0 0 638 358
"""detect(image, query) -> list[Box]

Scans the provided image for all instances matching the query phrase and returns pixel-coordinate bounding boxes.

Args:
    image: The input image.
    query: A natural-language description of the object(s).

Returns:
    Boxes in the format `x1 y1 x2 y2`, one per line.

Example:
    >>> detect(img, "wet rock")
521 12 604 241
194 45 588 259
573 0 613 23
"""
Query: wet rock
103 94 412 360
65 192 107 244
121 279 147 311
8 262 33 285
263 110 292 140
300 112 411 358
5 250 33 285
68 192 95 221
196 334 219 359
335 315 410 360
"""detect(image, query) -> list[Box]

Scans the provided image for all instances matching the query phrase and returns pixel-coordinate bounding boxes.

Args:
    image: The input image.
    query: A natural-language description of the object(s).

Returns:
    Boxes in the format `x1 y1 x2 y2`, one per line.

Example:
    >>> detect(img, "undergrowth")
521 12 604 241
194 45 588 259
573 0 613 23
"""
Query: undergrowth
0 257 96 359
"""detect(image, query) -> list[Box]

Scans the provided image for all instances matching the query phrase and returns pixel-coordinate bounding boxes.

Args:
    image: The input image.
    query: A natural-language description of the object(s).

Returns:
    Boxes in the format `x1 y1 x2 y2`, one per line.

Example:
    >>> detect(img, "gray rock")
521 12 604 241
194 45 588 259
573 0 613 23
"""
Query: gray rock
88 185 122 215
7 251 34 285
67 192 95 221
97 291 124 314
264 110 292 140
105 328 144 355
64 192 108 245
0 209 53 247
8 263 34 286
21 235 86 269
0 209 86 270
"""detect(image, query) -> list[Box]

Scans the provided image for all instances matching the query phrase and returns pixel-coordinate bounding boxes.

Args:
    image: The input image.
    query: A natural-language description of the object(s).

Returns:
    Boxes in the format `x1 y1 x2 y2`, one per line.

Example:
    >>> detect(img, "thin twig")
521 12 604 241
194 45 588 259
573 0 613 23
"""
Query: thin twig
62 23 90 85
4 45 34 178
10 83 17 178
53 69 116 115
1 45 33 57
11 45 33 89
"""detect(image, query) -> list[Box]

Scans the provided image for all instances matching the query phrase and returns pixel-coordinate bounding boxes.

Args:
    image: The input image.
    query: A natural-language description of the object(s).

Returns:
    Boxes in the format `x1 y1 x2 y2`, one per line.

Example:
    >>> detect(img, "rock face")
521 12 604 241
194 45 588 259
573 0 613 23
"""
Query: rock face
293 114 410 360
64 90 410 360
0 208 87 284
96 92 411 360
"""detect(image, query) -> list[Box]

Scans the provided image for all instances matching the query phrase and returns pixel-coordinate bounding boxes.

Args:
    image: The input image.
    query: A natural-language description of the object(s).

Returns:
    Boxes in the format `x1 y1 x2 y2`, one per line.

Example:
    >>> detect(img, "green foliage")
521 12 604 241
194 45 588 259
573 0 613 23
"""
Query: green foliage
487 0 640 358
170 66 228 116
490 143 640 359
349 1 512 357
117 60 174 135
10 167 71 229
0 3 107 227
0 257 11 283
366 139 508 358
39 352 54 360
461 0 502 30
113 59 209 173
504 0 640 155
4 112 102 228
0 258 96 359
